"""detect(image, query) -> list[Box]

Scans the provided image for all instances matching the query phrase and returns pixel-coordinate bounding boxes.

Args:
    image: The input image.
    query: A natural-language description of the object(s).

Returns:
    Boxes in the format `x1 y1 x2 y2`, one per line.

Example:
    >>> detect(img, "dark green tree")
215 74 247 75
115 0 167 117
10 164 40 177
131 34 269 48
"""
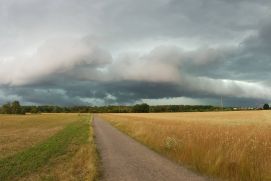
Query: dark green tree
1 102 12 114
132 103 150 113
263 103 270 110
11 101 23 114
30 106 39 114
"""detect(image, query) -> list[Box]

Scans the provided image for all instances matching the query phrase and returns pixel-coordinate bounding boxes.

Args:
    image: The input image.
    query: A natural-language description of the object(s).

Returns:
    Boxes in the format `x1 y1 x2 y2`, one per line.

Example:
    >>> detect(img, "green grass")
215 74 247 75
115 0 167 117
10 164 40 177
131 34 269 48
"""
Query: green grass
0 115 90 180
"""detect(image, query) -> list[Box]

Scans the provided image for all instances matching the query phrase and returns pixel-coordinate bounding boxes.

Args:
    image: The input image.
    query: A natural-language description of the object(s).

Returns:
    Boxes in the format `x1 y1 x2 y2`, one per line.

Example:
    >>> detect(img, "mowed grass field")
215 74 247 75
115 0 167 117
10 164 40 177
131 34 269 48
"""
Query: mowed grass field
0 113 99 181
101 111 271 181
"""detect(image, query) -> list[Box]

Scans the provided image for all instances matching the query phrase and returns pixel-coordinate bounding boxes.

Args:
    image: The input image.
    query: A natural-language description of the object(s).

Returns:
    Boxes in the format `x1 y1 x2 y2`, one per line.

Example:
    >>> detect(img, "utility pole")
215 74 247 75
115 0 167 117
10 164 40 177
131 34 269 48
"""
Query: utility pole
221 96 224 111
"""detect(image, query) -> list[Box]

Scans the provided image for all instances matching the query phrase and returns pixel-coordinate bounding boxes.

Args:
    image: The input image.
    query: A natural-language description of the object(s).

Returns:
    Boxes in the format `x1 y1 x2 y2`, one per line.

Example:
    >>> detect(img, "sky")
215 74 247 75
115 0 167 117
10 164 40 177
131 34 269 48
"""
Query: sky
0 0 271 106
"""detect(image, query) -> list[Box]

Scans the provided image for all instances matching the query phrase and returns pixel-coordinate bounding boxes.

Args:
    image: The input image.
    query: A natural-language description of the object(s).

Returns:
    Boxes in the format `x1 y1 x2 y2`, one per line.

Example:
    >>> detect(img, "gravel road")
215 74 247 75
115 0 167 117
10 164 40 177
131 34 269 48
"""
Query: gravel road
93 116 212 181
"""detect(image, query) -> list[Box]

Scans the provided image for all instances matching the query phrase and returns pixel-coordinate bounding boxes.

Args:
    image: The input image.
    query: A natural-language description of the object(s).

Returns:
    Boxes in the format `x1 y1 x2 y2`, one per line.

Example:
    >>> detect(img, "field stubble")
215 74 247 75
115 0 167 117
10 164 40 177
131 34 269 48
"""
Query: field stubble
101 111 271 181
0 114 77 159
0 114 99 181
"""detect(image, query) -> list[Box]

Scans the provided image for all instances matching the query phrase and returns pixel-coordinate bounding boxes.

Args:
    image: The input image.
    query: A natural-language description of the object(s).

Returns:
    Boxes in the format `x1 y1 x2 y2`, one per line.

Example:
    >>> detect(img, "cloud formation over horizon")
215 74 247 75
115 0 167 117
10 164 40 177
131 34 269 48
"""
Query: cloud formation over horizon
1 0 271 106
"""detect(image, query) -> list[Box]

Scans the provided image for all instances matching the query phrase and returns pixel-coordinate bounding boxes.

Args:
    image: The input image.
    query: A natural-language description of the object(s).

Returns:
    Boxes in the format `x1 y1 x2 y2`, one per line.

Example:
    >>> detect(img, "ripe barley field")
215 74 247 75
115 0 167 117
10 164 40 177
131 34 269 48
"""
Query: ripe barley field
0 113 99 181
101 111 271 181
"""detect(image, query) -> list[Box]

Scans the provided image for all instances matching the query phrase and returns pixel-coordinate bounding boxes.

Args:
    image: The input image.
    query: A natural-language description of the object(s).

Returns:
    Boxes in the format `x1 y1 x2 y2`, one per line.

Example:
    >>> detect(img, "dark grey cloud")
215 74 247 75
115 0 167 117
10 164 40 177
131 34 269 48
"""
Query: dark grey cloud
0 0 271 106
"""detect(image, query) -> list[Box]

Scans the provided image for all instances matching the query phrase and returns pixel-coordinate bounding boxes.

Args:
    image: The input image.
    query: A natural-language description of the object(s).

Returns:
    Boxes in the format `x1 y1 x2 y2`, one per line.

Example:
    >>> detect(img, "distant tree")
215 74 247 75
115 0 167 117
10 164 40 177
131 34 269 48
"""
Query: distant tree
11 101 23 114
169 105 179 112
132 103 150 113
30 106 39 114
263 103 270 110
11 101 25 114
1 102 12 114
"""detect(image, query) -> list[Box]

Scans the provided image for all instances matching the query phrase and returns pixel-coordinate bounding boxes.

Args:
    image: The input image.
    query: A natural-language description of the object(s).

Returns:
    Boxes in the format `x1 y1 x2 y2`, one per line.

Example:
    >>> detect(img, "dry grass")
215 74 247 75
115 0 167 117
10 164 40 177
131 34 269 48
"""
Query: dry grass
0 113 78 159
19 115 99 181
101 111 271 181
0 114 99 181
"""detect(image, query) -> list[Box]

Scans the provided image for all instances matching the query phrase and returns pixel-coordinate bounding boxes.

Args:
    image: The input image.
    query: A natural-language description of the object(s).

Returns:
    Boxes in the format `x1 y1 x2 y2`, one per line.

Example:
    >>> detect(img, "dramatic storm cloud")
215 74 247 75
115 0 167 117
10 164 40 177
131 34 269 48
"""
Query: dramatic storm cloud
1 0 271 106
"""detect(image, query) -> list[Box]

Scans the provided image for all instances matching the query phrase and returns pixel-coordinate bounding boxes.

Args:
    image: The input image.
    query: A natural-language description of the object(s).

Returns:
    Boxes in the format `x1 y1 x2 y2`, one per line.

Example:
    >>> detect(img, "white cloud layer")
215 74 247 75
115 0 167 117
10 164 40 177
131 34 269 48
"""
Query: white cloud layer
0 0 271 106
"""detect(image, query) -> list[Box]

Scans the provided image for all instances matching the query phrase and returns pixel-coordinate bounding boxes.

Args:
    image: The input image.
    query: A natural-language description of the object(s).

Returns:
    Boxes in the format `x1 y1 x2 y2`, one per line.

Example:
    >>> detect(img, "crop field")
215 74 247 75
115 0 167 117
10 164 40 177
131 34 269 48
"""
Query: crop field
0 114 98 181
101 111 271 181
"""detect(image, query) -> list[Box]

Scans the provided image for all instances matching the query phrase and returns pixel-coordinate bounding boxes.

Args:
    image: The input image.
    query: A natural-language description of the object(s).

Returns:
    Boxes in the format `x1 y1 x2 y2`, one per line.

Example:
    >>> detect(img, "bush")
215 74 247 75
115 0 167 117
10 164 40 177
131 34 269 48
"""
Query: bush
132 103 150 113
263 103 270 110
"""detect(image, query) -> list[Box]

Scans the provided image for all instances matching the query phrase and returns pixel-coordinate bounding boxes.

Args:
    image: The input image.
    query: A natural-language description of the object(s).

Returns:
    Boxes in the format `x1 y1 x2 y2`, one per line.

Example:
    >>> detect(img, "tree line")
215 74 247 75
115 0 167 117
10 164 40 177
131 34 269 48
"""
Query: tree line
1 101 24 114
0 101 269 114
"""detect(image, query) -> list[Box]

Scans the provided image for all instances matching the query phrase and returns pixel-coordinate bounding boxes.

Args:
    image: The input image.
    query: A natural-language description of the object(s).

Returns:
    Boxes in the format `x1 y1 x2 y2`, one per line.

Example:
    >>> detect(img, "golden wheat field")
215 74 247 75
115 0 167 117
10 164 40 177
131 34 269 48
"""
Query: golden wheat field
0 114 99 181
101 111 271 181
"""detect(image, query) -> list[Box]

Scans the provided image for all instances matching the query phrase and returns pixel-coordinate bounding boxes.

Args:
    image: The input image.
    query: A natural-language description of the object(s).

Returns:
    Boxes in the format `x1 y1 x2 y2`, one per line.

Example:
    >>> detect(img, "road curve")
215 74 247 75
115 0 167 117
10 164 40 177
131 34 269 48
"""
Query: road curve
93 116 212 181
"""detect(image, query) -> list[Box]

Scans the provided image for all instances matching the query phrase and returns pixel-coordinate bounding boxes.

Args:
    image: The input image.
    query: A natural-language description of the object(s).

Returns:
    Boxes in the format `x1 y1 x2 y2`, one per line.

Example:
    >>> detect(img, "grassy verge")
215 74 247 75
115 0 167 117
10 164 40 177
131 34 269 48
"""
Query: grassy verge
101 113 271 181
0 114 99 181
0 114 78 159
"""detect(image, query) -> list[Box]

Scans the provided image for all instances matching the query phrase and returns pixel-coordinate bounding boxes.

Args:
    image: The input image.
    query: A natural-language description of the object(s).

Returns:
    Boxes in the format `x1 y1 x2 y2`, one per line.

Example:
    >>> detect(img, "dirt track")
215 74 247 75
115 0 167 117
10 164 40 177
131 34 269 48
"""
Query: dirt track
93 116 211 181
